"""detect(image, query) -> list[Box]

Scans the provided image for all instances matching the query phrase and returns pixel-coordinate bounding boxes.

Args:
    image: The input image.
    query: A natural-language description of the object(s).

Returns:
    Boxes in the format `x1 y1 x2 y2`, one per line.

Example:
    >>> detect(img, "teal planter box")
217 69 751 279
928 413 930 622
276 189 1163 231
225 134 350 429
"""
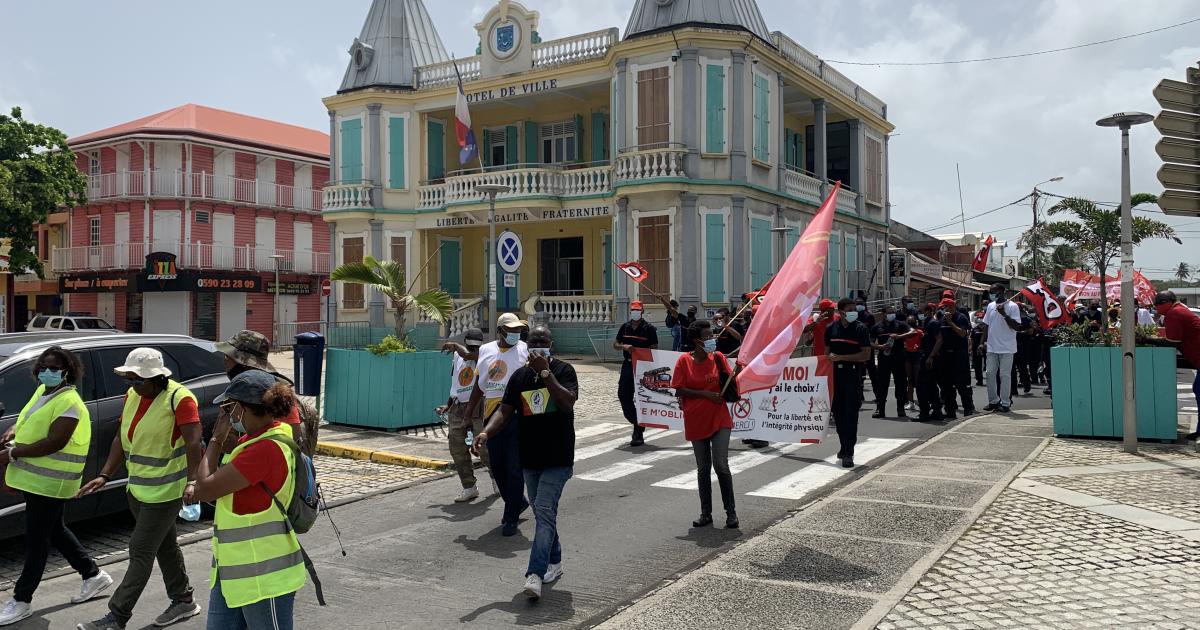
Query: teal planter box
1050 346 1179 440
323 348 451 430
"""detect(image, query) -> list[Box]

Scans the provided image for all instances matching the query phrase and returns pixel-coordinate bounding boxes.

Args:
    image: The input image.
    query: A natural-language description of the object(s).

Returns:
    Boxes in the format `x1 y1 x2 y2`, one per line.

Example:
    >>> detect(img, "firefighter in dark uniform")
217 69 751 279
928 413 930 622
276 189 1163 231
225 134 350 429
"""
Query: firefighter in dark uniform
870 305 912 419
932 298 975 418
614 300 659 446
917 303 945 422
825 298 872 468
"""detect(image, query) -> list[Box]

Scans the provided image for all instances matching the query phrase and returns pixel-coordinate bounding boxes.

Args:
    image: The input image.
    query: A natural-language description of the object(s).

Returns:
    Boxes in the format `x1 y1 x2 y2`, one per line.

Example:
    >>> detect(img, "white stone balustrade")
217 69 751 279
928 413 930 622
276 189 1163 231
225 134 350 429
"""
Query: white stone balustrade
415 57 481 90
532 28 617 69
782 168 822 201
771 31 887 119
615 148 687 182
418 184 447 210
559 165 611 196
837 187 858 213
540 295 613 323
322 183 372 210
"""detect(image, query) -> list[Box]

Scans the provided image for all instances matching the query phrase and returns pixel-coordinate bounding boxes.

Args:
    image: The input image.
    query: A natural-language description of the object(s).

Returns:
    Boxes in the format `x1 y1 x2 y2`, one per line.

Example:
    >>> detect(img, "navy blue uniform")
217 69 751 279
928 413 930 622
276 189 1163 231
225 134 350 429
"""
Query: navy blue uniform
917 318 944 420
936 310 975 417
871 319 911 415
616 320 659 433
826 319 871 459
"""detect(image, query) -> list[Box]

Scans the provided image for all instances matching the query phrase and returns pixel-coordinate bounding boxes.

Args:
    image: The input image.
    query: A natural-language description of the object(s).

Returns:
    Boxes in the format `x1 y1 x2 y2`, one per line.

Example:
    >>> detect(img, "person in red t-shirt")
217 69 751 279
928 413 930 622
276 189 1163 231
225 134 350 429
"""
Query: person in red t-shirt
803 299 839 357
216 331 307 452
1143 291 1200 439
671 320 740 530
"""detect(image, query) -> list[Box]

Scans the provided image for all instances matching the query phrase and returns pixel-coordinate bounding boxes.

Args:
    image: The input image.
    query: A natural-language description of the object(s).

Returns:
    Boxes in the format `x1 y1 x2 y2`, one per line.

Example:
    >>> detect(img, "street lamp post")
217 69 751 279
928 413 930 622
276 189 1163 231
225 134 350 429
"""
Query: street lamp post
1030 176 1064 279
269 254 285 344
475 184 512 330
1096 111 1154 454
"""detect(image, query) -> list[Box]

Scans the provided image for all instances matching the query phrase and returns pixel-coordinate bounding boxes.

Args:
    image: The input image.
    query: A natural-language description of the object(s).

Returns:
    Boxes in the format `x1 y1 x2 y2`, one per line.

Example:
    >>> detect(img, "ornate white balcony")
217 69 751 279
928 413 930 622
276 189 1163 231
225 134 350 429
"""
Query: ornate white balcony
322 183 373 211
532 28 617 69
782 167 822 201
84 170 322 212
417 164 613 210
615 147 687 182
771 31 887 119
540 295 613 323
51 241 329 275
837 187 859 213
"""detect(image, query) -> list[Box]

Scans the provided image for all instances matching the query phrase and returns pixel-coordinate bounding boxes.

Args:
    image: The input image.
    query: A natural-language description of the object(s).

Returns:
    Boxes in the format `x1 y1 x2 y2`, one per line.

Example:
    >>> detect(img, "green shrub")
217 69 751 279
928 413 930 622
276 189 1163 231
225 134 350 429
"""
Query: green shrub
367 335 417 356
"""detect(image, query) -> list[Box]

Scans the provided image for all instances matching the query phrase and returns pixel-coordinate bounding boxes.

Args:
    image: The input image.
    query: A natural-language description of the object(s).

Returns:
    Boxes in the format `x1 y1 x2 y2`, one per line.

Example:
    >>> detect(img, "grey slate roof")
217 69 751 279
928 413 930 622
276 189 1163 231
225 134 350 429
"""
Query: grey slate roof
624 0 772 43
339 0 450 93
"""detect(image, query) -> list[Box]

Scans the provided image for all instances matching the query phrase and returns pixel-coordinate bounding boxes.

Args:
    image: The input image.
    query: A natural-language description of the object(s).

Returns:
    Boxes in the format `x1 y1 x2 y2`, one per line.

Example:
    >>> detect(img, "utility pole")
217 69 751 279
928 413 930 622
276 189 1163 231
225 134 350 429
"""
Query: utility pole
1030 189 1040 278
475 184 512 329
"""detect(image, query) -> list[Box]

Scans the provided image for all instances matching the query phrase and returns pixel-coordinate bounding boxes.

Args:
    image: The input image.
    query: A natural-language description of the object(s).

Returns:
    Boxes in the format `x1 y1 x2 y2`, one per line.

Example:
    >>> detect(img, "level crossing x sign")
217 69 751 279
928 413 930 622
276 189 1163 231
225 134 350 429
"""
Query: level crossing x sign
497 230 523 273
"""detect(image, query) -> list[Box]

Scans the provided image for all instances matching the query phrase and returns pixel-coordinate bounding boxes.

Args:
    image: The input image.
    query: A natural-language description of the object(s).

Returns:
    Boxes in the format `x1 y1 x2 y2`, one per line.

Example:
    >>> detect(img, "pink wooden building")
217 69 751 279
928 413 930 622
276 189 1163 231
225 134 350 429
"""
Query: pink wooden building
56 104 330 343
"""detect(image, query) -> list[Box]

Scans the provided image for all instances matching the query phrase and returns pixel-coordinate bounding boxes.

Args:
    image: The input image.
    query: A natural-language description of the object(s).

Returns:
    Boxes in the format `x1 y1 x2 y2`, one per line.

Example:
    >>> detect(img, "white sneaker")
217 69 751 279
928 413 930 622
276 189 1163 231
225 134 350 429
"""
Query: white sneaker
71 570 113 604
543 563 563 583
0 600 31 626
523 574 542 600
454 486 480 503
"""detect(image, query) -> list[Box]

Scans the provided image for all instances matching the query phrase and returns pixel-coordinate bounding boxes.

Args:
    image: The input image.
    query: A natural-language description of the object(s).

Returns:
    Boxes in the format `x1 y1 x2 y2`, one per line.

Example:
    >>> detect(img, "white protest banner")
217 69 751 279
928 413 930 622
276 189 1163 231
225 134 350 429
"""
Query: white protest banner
631 349 832 444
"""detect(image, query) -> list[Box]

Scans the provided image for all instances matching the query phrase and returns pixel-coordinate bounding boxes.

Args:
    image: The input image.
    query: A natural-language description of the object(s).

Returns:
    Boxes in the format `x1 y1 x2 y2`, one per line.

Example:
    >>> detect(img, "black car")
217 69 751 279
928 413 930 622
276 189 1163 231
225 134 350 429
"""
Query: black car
0 332 228 539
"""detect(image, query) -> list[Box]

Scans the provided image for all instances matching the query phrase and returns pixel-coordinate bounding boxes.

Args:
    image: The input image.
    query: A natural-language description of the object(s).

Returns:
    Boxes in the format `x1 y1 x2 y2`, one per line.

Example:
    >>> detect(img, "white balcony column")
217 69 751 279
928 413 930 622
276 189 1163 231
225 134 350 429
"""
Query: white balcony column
813 98 828 197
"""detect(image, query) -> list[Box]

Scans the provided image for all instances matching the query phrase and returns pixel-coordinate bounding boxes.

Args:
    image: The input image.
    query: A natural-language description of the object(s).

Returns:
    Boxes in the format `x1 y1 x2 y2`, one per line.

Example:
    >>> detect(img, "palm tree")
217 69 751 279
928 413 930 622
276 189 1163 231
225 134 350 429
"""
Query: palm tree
1042 194 1180 326
1175 262 1193 283
330 256 453 341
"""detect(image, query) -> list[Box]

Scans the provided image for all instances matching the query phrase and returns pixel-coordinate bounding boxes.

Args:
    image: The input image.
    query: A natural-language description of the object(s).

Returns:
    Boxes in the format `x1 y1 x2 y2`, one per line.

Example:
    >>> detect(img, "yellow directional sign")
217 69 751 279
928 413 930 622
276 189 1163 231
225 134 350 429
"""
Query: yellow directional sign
1158 190 1200 216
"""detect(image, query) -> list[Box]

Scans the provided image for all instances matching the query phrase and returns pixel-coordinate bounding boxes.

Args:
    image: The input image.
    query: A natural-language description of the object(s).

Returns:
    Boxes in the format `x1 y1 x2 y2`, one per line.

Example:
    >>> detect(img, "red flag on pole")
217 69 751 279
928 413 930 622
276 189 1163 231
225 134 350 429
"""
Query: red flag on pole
1020 278 1068 329
972 235 995 272
616 262 650 283
742 278 773 306
736 182 841 394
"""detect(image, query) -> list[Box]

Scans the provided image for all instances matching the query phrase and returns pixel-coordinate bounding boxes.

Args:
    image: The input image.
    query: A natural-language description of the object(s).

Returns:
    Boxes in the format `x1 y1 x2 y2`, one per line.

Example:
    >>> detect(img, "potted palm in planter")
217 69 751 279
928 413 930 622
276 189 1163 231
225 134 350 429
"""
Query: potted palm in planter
323 256 455 430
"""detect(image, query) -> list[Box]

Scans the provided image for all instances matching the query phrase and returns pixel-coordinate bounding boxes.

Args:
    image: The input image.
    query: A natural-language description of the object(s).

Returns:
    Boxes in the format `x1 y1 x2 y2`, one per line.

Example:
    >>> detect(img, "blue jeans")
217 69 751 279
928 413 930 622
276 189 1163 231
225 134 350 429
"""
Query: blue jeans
523 466 572 579
1192 370 1200 431
671 325 682 352
206 582 295 630
486 420 528 526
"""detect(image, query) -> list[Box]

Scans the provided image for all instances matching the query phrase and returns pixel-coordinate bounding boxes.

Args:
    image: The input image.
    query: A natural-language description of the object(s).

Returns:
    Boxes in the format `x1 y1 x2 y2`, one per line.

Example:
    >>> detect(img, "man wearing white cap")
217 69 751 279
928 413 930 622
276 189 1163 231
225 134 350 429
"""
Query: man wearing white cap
468 313 530 536
76 348 203 630
437 327 492 503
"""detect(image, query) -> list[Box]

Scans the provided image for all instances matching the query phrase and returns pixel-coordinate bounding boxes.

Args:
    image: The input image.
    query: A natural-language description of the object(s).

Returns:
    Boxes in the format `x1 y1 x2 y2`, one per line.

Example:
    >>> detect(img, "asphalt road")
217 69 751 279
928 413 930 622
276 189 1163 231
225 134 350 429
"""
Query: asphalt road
21 377 1059 629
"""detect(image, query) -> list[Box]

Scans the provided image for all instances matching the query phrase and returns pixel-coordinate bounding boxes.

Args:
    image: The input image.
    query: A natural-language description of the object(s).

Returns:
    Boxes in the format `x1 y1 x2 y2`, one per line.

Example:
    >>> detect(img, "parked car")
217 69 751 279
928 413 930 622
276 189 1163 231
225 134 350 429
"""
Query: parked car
0 333 228 539
25 315 119 333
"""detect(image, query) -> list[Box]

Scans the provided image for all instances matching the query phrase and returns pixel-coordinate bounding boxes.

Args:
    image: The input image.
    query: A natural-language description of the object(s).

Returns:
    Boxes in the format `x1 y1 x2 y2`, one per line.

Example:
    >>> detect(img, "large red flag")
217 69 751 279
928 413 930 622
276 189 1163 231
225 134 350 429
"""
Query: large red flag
972 235 995 272
1020 278 1068 329
736 182 841 393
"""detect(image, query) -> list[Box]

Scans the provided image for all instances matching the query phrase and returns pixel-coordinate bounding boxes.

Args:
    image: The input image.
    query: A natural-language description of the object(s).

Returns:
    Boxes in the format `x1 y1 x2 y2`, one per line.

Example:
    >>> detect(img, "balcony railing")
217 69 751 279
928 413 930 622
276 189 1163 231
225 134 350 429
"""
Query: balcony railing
836 187 859 213
540 295 613 323
782 167 822 201
418 297 484 338
615 147 687 182
771 31 887 120
415 163 613 210
414 29 617 90
322 182 373 211
85 170 322 211
50 241 329 275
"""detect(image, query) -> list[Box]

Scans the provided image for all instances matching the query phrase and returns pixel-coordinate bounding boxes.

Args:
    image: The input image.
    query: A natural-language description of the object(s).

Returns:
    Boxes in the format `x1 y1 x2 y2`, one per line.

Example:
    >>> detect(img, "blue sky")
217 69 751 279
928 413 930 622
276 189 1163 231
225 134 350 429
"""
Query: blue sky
4 0 1199 277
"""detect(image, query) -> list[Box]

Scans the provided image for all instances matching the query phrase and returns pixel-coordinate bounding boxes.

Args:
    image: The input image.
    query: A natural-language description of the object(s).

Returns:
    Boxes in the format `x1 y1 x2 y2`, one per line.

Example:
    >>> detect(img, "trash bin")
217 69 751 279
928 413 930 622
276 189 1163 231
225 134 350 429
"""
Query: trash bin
293 332 325 396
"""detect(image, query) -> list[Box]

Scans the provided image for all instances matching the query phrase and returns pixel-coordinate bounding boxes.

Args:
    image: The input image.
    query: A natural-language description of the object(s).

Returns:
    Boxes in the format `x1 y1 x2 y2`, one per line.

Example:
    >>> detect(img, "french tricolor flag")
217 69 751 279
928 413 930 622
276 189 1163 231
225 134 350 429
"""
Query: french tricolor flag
453 60 479 166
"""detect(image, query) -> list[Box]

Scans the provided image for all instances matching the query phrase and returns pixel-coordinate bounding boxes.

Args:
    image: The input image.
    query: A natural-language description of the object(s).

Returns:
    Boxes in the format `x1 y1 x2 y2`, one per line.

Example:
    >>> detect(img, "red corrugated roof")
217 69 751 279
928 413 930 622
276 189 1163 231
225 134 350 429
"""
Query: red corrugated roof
68 104 329 158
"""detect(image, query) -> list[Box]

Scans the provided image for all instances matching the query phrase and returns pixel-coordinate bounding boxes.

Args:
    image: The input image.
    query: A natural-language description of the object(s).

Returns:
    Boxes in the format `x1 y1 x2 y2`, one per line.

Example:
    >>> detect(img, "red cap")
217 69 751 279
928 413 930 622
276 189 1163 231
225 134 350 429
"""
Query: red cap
940 298 957 309
630 300 644 310
818 298 836 311
942 289 955 299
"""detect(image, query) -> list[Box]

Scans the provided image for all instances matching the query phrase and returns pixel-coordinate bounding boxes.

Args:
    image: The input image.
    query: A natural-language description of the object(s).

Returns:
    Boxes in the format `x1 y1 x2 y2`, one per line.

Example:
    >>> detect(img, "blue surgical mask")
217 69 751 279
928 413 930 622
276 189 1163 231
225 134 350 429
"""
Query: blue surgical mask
630 311 643 321
844 311 859 323
918 314 926 322
702 338 718 353
530 347 551 358
989 293 998 302
886 314 896 322
230 404 247 434
856 305 865 312
38 369 64 388
504 332 521 345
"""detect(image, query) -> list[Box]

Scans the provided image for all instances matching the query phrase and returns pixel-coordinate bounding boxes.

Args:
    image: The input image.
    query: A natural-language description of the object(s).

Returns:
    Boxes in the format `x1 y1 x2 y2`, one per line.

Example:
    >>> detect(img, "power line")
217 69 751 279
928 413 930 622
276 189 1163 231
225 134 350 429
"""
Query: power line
920 193 1033 233
826 16 1200 66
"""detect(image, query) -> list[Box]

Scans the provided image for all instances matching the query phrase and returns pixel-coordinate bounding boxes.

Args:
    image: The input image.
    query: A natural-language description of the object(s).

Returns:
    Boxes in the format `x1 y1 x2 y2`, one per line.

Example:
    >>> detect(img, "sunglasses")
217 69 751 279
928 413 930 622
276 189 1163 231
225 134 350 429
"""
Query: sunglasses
219 402 239 416
124 377 146 387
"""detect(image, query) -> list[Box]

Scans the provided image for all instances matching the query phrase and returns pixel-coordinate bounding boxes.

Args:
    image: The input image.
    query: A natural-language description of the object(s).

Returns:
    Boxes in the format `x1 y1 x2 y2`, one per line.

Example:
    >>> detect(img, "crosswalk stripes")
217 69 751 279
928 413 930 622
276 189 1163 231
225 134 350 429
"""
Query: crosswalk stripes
577 446 693 482
573 427 679 462
652 442 812 490
746 438 910 500
575 423 628 439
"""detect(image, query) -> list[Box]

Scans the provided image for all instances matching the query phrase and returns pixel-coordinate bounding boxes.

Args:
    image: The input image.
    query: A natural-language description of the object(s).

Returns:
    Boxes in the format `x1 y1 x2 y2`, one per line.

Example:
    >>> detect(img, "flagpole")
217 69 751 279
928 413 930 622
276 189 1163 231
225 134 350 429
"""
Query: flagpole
611 261 670 303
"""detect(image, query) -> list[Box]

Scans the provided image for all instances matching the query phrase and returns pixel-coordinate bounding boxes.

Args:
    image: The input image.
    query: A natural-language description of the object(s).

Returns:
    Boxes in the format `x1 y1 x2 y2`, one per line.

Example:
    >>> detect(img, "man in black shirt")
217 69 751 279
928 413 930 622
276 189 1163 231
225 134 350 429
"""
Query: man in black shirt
870 305 912 419
825 298 872 468
970 310 986 386
917 303 945 422
714 308 745 356
662 299 697 352
614 300 659 446
473 326 578 601
930 298 975 419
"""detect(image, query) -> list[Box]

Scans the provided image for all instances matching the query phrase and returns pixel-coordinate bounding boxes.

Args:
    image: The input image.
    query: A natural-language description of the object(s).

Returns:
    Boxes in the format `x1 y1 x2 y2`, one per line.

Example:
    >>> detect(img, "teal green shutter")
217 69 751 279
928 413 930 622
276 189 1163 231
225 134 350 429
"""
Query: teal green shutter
574 114 584 162
505 125 519 166
339 119 362 182
481 129 492 168
439 240 460 296
752 76 768 162
427 120 445 181
750 219 772 289
845 236 858 295
387 117 405 188
591 112 608 163
827 233 841 297
705 65 725 153
523 121 538 165
785 128 803 170
786 225 800 252
704 214 726 302
602 232 612 294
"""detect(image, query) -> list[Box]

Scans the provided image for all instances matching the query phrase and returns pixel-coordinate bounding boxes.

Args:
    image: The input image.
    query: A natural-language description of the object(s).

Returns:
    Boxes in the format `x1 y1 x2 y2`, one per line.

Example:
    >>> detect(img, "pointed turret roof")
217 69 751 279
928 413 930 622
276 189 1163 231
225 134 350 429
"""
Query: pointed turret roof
339 0 450 93
624 0 772 43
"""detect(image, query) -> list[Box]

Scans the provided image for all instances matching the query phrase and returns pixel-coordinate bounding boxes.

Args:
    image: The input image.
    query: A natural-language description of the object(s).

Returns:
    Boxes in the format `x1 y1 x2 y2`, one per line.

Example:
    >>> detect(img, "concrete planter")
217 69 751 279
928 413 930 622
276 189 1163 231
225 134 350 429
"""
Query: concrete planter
1050 346 1179 440
323 348 450 430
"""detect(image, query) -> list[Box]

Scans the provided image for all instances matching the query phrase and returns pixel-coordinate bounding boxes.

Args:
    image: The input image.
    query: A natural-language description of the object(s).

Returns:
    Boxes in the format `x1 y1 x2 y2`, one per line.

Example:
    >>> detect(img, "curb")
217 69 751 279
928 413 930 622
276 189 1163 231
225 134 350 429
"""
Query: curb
315 441 454 471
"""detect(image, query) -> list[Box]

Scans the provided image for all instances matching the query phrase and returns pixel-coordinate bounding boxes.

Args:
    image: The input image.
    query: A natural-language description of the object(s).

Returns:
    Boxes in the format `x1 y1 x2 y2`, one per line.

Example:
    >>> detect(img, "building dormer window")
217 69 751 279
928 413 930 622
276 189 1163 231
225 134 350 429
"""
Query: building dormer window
350 39 374 70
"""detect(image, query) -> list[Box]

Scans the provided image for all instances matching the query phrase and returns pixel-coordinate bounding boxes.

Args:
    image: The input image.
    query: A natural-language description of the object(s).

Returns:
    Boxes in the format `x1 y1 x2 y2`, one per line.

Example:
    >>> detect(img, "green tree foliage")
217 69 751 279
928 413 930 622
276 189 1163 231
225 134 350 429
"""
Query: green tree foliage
1175 262 1193 283
0 107 87 276
330 256 453 339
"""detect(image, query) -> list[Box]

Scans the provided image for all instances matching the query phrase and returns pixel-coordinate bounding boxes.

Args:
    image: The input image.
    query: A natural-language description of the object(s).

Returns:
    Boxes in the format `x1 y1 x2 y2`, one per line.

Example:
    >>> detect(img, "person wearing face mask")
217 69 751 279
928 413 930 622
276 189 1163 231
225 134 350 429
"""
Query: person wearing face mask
671 320 740 528
916 303 946 422
1140 291 1200 439
931 297 975 419
0 347 109 627
902 314 924 412
826 299 872 467
436 327 492 504
982 283 1022 413
191 371 305 629
713 308 745 357
75 348 204 630
970 310 987 387
215 331 311 454
662 298 697 352
870 306 913 419
614 301 659 446
802 299 839 358
472 326 579 600
469 313 532 535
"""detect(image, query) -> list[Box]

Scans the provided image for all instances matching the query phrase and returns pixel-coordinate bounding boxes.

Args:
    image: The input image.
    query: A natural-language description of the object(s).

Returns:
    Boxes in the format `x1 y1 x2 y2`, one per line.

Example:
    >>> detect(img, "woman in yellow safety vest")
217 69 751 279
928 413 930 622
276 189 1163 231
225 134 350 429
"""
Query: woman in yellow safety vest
192 369 305 630
76 347 204 630
0 347 111 627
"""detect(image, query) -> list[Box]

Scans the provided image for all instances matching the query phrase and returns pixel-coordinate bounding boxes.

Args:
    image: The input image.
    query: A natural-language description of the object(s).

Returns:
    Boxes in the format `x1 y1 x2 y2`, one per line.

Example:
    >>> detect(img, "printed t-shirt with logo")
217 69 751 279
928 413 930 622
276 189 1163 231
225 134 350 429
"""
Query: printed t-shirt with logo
448 354 478 404
501 359 578 470
476 340 529 416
